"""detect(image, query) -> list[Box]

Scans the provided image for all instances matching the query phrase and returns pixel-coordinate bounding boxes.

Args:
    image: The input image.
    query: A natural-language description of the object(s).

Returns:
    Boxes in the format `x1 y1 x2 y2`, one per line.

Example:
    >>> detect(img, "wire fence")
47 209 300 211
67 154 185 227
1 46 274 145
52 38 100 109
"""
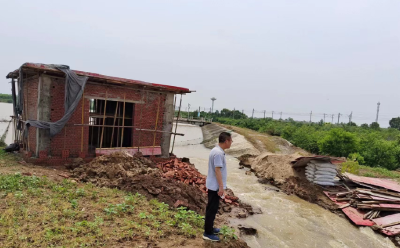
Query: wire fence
175 105 397 126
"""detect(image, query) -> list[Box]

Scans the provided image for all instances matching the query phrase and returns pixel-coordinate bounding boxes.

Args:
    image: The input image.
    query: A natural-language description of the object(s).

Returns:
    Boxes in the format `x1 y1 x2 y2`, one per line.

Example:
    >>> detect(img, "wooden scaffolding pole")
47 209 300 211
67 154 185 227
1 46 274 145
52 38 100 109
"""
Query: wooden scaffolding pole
97 99 101 147
80 91 85 152
138 91 146 152
152 95 162 155
110 102 119 148
99 91 108 150
117 118 121 151
120 94 126 148
171 94 182 154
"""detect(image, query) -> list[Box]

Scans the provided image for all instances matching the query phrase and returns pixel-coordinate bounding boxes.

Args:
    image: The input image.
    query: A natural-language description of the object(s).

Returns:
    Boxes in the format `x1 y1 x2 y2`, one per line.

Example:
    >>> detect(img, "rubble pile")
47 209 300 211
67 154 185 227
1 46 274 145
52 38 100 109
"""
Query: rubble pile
72 152 159 187
323 173 400 236
158 158 240 205
71 152 208 213
331 188 400 217
70 152 243 214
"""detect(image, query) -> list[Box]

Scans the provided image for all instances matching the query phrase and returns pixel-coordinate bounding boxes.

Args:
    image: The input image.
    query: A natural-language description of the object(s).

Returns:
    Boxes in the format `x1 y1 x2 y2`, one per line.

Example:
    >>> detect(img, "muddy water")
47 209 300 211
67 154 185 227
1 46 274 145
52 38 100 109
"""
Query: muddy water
0 102 14 145
172 124 395 248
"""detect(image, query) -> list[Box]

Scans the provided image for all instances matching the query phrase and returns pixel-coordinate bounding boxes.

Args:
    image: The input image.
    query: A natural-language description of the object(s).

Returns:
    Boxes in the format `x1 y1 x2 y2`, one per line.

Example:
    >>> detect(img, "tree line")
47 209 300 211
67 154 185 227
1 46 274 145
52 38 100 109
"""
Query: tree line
0 94 12 103
196 108 400 170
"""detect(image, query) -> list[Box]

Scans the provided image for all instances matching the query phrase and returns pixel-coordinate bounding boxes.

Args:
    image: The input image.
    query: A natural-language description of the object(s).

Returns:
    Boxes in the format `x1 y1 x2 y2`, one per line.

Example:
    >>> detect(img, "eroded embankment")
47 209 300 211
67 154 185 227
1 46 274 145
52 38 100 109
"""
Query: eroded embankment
202 123 338 212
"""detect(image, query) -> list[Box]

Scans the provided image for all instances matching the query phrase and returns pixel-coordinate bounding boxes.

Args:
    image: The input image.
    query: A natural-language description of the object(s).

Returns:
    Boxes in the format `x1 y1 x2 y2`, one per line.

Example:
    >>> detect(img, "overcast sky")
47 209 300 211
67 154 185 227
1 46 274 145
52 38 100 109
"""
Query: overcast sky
0 0 399 126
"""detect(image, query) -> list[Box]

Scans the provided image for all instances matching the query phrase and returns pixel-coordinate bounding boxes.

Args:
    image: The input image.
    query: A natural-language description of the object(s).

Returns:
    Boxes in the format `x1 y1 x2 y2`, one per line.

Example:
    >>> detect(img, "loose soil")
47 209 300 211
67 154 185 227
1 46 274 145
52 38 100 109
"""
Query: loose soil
71 152 208 214
70 152 248 216
0 151 250 248
238 152 339 212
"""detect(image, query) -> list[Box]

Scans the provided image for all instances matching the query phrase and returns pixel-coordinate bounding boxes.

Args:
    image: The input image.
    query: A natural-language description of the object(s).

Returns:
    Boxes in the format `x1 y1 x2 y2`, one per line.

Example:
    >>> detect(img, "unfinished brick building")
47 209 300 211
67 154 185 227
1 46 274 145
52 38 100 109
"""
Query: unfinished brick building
6 63 190 164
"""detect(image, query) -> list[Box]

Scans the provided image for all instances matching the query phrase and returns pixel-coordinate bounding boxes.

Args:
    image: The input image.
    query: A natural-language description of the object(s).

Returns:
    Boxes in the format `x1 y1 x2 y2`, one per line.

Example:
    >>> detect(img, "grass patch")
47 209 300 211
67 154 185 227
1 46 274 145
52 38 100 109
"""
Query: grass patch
359 165 400 181
218 124 278 152
0 149 20 167
0 173 215 247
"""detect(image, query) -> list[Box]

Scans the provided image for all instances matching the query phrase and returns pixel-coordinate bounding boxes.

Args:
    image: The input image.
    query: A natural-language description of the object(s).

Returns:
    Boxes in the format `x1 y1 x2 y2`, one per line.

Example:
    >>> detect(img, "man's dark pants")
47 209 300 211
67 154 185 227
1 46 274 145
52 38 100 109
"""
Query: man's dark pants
204 189 220 235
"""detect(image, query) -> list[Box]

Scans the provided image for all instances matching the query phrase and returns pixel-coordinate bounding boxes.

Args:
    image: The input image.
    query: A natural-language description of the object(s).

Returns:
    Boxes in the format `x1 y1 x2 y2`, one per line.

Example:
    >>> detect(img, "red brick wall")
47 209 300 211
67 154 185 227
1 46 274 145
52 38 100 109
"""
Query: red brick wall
132 93 165 148
23 74 169 160
49 78 166 158
25 75 39 153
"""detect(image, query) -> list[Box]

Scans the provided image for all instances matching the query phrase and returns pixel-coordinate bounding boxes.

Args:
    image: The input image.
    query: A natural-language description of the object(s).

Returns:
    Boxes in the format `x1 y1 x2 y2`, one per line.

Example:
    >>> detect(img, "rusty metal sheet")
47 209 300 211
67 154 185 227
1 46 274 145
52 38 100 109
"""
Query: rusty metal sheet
291 156 345 168
373 213 400 226
373 214 400 236
381 225 400 236
346 173 400 193
8 63 191 93
341 207 374 226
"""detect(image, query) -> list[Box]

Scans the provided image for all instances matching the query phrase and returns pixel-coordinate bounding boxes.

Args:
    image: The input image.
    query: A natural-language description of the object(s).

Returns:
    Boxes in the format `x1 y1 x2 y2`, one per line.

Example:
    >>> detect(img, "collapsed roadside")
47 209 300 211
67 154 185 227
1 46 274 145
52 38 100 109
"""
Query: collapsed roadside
203 123 400 247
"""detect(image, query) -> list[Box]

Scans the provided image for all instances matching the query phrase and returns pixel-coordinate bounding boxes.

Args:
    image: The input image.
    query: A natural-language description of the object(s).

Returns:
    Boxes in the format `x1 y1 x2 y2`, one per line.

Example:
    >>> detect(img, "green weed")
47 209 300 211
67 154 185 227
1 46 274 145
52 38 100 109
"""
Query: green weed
220 225 238 240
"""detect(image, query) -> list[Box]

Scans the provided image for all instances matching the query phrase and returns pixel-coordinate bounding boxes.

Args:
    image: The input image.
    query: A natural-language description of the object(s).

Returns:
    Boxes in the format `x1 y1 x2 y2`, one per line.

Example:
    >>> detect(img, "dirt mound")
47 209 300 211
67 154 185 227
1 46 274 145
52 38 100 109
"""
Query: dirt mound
245 152 304 183
274 176 338 211
239 153 339 211
72 152 208 213
159 158 240 205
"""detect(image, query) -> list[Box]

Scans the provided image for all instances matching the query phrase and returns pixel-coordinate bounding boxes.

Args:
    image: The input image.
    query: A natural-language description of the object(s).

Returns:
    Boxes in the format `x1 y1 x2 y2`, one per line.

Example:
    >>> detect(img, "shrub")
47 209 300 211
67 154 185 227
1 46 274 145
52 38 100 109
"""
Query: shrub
318 129 359 157
360 139 398 170
290 126 324 154
341 161 360 174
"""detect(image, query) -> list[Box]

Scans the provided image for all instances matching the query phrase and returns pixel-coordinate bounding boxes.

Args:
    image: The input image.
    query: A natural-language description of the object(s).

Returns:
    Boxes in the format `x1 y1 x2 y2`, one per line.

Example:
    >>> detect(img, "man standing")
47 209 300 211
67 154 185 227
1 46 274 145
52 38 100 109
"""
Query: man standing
203 132 233 242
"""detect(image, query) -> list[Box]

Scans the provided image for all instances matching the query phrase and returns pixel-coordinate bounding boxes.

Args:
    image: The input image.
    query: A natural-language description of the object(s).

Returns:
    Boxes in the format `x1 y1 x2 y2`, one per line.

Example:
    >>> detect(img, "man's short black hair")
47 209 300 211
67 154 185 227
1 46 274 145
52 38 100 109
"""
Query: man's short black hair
219 132 232 143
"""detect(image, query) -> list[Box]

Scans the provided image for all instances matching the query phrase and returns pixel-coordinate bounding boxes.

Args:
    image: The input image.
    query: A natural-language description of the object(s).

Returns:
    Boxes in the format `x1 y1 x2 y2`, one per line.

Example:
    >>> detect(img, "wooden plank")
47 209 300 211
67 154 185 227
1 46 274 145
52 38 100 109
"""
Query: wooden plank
339 203 351 209
110 102 119 148
356 190 400 201
81 91 84 152
84 95 144 104
96 147 161 156
171 94 182 154
152 96 161 155
99 91 108 150
380 204 400 209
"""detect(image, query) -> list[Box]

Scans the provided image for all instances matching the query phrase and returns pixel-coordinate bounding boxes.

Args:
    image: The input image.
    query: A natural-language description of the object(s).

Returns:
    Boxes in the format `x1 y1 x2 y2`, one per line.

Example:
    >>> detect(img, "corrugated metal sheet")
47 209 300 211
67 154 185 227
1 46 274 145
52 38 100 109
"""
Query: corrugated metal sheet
341 207 375 226
7 62 191 93
373 214 400 236
345 173 400 193
291 155 345 168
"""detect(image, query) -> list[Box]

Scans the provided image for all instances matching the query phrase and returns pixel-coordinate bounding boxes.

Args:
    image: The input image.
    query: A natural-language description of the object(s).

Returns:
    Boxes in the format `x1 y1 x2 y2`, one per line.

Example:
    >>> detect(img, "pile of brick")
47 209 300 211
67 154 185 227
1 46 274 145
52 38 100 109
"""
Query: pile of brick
157 158 239 205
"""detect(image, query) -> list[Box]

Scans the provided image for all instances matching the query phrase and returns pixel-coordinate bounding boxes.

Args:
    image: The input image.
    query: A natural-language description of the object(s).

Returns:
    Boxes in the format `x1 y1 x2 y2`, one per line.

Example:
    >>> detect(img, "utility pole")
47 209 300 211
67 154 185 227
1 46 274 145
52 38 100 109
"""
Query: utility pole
198 106 200 118
331 114 334 123
349 111 353 124
310 111 312 123
280 112 283 120
323 113 326 123
272 111 274 119
211 97 216 114
187 104 191 121
264 110 266 119
376 102 380 123
337 113 341 124
252 109 254 118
